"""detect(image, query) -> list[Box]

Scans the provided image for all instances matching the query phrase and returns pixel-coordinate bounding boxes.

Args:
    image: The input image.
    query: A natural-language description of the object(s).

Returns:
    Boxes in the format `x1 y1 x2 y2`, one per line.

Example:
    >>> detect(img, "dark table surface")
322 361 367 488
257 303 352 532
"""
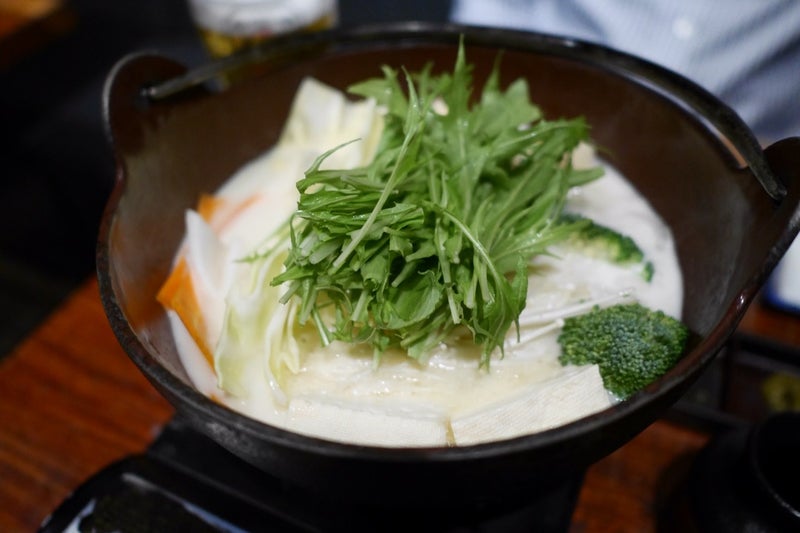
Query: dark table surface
0 0 453 357
1 277 798 532
2 3 799 531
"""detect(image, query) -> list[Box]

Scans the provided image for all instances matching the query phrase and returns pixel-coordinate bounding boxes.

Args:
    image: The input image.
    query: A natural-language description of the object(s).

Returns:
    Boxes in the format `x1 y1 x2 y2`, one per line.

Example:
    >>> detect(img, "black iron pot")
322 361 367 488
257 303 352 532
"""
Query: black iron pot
98 23 800 513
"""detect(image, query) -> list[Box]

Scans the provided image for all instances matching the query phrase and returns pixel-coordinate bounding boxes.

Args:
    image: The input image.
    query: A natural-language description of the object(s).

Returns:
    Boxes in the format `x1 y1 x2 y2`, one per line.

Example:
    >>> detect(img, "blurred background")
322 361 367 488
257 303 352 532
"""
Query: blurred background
2 0 797 357
0 0 453 356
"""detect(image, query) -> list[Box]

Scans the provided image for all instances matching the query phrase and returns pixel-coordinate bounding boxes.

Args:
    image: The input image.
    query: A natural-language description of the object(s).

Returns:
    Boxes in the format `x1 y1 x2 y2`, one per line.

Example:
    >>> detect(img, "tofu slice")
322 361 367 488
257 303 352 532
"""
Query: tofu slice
285 396 449 447
450 365 612 446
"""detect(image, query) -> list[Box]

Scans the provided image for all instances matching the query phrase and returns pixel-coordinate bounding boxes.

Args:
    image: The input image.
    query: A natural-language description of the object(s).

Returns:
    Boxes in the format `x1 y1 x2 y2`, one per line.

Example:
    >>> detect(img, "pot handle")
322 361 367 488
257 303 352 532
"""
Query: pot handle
102 52 191 165
763 137 800 237
763 137 800 202
763 137 800 181
744 140 788 202
761 136 800 286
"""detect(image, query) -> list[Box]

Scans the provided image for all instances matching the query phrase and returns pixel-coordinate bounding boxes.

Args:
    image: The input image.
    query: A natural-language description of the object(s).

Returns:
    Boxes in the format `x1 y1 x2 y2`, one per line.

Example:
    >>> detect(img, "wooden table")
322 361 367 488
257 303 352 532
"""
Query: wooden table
0 278 798 532
0 0 74 70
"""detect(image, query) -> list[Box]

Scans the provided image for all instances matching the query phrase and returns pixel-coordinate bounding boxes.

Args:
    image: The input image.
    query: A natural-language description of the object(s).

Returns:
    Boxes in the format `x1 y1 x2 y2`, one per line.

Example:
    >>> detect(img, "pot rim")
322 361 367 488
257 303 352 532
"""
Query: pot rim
97 21 791 463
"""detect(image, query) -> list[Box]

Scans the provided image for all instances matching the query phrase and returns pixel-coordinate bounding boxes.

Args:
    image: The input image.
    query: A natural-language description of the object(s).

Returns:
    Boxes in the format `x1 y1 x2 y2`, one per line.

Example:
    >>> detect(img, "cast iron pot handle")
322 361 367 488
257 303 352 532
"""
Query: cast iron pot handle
102 52 190 167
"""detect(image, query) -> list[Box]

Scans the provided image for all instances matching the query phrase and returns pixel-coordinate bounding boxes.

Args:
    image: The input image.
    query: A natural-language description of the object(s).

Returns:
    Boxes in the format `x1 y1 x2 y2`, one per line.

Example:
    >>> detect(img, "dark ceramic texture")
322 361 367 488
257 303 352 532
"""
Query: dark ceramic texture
98 24 800 510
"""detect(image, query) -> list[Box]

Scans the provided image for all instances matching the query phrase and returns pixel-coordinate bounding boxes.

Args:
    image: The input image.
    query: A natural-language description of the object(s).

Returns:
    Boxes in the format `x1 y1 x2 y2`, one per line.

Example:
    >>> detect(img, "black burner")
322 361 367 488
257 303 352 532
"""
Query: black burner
657 334 800 533
40 419 584 533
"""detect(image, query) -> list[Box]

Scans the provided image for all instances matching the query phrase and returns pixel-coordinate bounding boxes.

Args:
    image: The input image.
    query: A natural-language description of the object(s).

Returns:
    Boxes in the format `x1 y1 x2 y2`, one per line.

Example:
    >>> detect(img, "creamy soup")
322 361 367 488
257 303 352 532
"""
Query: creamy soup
160 78 683 447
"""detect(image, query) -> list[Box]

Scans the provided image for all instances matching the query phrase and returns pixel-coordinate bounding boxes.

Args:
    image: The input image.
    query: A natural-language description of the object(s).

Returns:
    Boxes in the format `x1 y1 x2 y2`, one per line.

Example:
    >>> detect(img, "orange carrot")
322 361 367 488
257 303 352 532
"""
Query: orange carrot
156 258 214 367
157 191 266 370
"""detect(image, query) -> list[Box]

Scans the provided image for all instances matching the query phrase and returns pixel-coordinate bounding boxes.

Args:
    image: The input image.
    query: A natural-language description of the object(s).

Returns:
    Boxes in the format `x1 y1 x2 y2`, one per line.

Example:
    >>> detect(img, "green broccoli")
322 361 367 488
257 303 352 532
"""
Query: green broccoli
559 214 654 281
557 303 689 399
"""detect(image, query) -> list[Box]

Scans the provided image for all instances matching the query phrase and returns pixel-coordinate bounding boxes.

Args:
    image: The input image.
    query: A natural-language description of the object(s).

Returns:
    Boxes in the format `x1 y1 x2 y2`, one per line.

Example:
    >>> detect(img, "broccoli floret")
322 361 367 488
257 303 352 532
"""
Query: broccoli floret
557 303 689 399
559 214 654 282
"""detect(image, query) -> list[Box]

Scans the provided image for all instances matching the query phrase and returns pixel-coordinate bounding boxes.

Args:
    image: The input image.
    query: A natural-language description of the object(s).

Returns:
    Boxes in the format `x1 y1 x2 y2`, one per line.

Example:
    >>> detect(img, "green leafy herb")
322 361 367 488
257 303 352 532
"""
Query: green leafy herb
270 40 602 367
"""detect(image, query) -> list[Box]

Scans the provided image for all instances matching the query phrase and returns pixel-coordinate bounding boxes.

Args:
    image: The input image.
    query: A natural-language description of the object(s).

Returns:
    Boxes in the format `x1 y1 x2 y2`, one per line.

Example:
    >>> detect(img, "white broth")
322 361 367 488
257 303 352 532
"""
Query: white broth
161 78 683 447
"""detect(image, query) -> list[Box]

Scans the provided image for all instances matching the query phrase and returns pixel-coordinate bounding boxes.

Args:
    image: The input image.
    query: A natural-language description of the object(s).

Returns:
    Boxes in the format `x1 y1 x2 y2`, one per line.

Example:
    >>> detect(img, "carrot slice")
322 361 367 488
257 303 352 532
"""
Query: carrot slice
197 193 226 223
157 192 265 371
156 258 214 367
198 192 264 231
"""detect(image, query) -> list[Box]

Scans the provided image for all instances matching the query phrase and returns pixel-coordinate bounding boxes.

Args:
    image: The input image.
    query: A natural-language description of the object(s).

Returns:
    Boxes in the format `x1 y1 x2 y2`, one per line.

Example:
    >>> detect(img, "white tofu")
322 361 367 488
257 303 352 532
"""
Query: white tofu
450 365 612 446
285 396 449 447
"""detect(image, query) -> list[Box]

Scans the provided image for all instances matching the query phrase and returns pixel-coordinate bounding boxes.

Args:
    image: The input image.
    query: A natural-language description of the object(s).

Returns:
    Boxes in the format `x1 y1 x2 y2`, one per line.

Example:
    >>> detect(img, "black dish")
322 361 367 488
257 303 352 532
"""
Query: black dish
98 23 800 511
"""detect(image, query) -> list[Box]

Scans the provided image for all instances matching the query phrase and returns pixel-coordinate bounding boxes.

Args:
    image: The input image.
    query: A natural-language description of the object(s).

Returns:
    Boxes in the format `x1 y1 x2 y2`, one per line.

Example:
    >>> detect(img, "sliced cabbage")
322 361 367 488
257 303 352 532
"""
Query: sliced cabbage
214 242 297 403
212 77 385 403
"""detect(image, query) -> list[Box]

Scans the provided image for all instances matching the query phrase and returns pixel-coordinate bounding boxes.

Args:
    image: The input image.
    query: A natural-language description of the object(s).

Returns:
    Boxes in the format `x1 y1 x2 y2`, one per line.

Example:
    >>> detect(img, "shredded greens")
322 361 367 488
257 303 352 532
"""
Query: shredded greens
269 41 602 367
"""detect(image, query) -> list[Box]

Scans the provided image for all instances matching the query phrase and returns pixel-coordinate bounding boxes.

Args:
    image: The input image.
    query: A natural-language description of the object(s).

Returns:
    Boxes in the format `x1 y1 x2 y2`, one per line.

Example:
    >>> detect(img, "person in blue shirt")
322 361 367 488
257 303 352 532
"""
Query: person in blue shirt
451 0 800 312
451 0 800 142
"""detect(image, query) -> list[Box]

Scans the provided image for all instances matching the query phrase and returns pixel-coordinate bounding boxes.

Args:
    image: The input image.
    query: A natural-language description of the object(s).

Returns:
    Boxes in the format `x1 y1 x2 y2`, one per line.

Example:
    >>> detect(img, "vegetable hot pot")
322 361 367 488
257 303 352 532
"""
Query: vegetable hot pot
98 24 800 513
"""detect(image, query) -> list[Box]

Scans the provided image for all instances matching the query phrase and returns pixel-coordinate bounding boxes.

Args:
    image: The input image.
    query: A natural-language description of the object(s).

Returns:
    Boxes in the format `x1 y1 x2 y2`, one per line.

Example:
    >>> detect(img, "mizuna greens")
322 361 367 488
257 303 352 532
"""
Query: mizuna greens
158 41 685 445
269 42 603 367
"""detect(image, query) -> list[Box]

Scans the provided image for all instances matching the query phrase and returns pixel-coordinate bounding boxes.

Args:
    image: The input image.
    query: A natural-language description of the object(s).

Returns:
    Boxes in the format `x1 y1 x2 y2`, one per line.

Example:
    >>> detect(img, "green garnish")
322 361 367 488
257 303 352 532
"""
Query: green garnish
557 303 689 399
270 40 602 367
559 213 655 282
